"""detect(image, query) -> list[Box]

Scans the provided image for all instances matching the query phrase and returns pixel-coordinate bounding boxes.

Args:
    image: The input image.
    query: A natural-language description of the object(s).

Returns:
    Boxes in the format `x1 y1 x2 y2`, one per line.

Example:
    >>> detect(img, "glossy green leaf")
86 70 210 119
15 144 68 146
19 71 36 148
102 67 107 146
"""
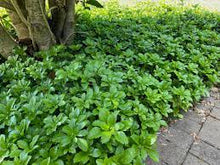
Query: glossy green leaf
115 131 128 145
77 138 88 152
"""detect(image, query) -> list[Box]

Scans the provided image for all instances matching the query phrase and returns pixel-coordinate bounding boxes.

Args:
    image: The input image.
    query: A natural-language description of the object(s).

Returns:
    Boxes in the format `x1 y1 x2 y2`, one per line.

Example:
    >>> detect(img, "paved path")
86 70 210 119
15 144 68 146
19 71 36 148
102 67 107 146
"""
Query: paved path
115 0 220 12
146 87 220 165
187 0 220 11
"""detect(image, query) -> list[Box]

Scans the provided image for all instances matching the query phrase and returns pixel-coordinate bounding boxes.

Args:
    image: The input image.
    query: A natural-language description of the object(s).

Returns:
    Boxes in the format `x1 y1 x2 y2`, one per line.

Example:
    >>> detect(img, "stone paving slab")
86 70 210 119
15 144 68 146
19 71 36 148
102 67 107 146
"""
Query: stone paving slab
156 136 187 165
215 101 220 108
160 127 194 149
183 109 205 124
146 136 187 165
211 107 220 120
190 140 220 165
199 117 220 149
183 153 209 165
147 127 194 165
172 117 201 134
194 100 213 116
146 87 220 165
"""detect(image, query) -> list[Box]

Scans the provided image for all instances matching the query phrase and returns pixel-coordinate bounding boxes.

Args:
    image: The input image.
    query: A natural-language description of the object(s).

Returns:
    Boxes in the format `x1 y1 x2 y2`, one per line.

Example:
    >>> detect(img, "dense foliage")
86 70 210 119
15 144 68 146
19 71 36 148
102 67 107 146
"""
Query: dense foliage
0 1 220 164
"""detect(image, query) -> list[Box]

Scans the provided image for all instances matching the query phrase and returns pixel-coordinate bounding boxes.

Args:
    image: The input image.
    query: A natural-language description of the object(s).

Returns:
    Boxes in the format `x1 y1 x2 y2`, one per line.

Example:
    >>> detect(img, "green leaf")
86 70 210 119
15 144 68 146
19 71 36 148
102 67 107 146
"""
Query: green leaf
54 160 64 165
99 109 109 122
160 120 167 126
148 149 159 162
86 0 103 8
77 138 88 152
120 148 136 164
56 70 67 80
88 127 101 139
146 135 157 145
62 125 73 135
86 88 93 99
91 148 102 158
74 152 89 163
2 161 14 165
115 131 128 145
40 157 51 165
0 135 6 149
133 156 143 165
19 151 31 164
107 112 118 126
30 135 39 148
92 120 109 130
60 136 72 147
101 131 112 144
17 140 29 150
9 144 20 157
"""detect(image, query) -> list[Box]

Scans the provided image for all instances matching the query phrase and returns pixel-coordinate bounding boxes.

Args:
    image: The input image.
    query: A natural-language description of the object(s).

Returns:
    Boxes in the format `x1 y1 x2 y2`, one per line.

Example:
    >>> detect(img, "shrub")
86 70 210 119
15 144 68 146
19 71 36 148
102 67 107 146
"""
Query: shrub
0 1 220 164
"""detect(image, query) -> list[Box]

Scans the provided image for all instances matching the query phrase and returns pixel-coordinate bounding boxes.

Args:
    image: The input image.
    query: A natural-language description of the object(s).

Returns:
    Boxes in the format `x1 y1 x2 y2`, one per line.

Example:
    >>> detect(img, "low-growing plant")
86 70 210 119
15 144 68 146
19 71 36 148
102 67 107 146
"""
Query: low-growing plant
0 1 220 164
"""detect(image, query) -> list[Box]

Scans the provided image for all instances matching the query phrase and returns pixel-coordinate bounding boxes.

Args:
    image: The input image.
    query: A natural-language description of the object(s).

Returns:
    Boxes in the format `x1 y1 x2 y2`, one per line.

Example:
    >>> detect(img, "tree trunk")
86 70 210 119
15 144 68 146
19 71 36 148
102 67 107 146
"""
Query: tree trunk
0 23 18 58
0 0 76 58
25 0 56 50
63 0 75 44
0 0 14 10
49 0 75 44
49 0 66 42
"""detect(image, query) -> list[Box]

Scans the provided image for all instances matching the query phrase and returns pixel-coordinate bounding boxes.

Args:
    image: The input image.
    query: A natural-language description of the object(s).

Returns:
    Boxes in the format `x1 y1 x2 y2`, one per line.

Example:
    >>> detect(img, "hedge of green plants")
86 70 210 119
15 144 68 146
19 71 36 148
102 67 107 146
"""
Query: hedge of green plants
0 1 220 165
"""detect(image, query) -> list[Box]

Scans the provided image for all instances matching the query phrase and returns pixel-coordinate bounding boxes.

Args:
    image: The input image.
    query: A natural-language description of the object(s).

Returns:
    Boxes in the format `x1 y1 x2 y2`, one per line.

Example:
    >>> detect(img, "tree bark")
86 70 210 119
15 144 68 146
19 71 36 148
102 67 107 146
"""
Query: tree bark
63 0 75 44
8 10 30 40
7 0 30 40
0 23 18 58
0 0 76 58
25 0 56 50
49 0 66 42
49 0 75 44
0 0 14 10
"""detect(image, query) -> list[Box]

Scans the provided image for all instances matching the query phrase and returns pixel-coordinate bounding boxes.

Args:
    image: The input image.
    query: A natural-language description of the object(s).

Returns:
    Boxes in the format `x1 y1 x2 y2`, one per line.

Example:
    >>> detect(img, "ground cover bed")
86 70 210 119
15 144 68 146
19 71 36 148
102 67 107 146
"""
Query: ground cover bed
0 1 220 164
